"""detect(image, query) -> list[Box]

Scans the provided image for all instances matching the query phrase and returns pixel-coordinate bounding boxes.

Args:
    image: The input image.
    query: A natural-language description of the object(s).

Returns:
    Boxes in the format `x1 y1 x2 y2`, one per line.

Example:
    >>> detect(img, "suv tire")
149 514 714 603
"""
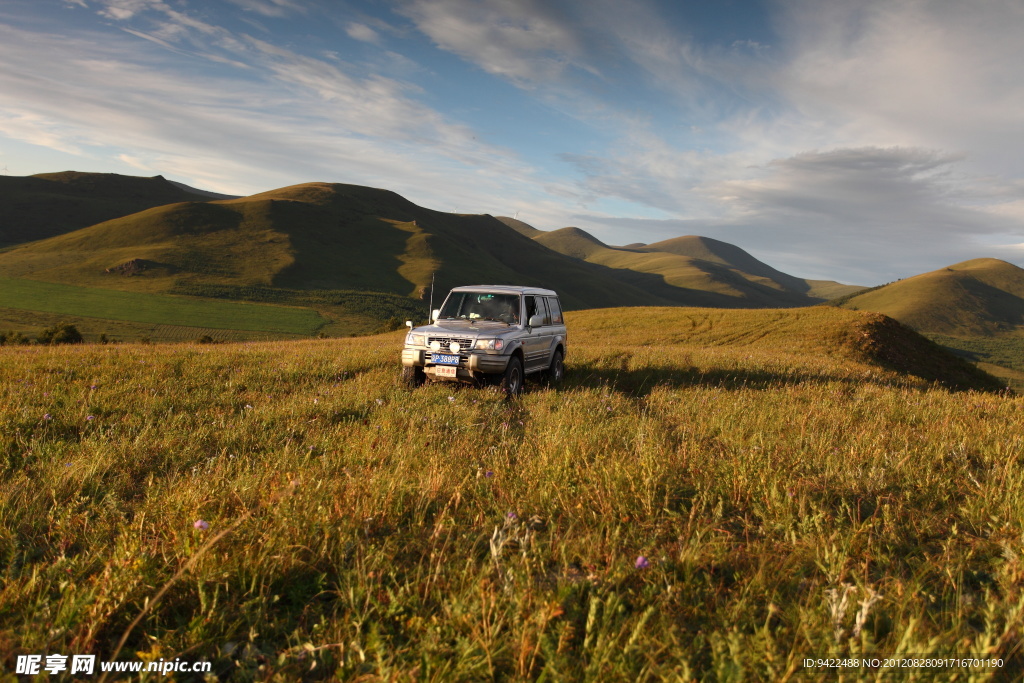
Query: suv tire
499 356 524 397
402 365 425 388
545 349 565 386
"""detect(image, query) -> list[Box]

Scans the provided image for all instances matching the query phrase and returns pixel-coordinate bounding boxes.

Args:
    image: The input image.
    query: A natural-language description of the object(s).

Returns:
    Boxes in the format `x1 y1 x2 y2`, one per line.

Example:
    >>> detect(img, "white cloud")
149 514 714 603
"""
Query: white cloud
96 0 158 21
398 0 594 86
117 153 150 170
223 0 307 18
345 22 380 44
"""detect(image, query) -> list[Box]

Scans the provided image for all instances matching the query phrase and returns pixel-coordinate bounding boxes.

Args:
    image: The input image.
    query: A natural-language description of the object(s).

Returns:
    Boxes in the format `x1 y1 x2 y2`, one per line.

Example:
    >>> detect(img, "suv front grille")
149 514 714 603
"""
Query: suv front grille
428 336 474 351
427 336 474 364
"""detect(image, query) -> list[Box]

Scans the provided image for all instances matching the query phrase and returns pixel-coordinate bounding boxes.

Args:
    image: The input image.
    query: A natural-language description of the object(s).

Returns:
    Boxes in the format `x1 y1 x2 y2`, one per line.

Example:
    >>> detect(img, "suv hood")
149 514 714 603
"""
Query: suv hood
413 320 517 336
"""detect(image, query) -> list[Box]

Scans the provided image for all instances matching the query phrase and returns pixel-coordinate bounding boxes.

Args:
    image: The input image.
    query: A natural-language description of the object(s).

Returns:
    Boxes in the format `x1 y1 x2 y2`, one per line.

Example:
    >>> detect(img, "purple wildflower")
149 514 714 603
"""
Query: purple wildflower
485 470 494 478
86 415 95 421
193 520 209 531
506 511 518 520
635 556 650 570
43 414 52 421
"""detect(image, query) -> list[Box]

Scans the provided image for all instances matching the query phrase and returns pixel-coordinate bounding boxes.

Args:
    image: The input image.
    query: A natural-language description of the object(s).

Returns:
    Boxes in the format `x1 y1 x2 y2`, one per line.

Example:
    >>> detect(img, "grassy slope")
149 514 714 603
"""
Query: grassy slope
0 171 212 247
0 182 677 313
1 307 1019 680
837 258 1024 337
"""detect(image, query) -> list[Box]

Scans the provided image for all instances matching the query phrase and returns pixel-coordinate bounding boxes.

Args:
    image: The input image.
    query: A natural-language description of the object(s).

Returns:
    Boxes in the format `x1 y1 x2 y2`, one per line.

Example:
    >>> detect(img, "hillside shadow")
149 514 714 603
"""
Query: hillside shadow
560 359 1003 398
561 362 821 397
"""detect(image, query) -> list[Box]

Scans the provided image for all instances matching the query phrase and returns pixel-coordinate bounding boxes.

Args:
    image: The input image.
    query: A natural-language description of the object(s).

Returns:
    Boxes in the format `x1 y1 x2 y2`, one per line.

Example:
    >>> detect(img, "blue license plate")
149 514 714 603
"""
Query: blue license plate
433 353 460 366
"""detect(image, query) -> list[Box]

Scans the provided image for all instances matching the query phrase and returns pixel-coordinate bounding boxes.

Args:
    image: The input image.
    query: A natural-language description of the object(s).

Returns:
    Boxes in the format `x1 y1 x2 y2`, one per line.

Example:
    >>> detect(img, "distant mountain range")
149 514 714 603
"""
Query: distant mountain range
497 218 864 307
0 171 864 312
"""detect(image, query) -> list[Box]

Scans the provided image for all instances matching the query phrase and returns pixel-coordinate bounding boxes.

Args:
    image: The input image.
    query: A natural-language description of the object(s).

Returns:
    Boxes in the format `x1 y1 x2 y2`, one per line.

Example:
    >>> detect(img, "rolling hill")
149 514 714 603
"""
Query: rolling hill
832 258 1024 387
0 171 216 247
0 182 691 314
835 258 1024 337
498 218 865 307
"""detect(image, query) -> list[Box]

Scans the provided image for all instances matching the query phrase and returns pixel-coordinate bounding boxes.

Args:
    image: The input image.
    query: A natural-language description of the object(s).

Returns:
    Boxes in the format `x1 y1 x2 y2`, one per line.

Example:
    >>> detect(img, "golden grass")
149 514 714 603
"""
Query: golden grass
1 307 1020 679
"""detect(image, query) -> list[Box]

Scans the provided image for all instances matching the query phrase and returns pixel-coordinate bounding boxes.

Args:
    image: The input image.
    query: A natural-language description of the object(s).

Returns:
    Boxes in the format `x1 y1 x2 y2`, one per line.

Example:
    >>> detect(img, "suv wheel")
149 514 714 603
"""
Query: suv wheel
546 349 565 386
402 366 425 388
499 356 524 397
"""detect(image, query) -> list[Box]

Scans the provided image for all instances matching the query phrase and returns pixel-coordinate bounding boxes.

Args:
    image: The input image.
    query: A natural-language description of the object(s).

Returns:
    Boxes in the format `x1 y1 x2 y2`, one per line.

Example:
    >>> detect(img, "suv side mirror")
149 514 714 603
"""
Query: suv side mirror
528 314 544 327
432 309 440 322
405 320 413 328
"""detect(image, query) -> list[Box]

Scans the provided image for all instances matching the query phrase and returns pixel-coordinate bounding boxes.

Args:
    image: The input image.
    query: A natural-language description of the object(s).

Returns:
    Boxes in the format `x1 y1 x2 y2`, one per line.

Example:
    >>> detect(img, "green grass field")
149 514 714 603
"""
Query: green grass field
0 278 326 335
1 307 1021 680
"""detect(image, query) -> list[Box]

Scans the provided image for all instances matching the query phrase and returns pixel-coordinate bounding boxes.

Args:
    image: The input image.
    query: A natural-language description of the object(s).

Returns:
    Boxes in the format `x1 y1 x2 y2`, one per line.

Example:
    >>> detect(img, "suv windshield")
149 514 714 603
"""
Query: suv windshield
439 292 520 324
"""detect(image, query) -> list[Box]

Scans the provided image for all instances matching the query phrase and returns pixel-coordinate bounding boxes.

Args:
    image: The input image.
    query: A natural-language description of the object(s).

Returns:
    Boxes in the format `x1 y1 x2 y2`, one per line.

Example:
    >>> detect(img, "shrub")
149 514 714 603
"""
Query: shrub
1 331 30 345
38 323 84 345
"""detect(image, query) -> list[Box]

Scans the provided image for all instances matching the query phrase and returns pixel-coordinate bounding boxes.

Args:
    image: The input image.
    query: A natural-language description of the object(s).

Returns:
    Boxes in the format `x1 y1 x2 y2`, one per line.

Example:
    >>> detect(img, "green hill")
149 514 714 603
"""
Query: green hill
836 258 1024 337
0 171 214 247
0 182 680 313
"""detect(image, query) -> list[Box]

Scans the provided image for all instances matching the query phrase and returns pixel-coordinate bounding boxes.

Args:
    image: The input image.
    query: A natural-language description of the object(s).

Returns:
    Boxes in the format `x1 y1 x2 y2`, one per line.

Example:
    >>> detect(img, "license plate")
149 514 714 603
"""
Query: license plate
434 365 458 378
433 354 460 366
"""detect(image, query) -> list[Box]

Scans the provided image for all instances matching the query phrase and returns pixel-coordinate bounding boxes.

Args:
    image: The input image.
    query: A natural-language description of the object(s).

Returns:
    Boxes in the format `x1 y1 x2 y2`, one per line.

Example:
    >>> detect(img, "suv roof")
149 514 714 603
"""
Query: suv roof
449 285 559 296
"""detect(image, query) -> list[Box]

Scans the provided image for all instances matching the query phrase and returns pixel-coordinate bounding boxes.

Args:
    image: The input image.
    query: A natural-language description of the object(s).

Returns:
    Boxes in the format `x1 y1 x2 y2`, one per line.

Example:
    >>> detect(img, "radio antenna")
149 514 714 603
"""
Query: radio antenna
428 272 435 324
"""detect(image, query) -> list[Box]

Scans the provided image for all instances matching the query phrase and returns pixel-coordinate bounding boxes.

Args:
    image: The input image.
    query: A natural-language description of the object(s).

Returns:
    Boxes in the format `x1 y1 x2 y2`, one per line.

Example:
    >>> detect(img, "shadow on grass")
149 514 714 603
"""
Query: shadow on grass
552 358 1007 401
561 360 952 398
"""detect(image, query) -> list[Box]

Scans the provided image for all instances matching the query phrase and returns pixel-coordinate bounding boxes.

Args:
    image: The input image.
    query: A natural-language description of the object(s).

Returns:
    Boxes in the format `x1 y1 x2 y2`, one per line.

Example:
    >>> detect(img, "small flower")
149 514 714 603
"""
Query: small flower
90 385 97 390
193 520 209 531
375 398 384 405
448 396 455 402
635 556 650 570
484 470 494 478
86 415 95 421
506 511 518 520
43 413 52 421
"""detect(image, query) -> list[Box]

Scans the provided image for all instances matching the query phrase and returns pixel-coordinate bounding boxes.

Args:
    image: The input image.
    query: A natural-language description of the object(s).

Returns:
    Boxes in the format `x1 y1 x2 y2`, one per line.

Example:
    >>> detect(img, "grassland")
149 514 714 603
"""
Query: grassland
1 307 1022 680
0 278 325 336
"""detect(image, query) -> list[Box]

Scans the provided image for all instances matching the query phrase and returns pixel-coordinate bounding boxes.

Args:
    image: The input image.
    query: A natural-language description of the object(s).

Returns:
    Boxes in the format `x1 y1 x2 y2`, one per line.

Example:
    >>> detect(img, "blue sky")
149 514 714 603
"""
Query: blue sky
2 0 1024 284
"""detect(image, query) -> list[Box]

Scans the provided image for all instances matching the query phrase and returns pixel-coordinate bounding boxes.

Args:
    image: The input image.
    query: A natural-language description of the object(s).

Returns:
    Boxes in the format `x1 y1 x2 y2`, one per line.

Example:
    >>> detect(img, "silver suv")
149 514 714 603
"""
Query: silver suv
401 285 567 395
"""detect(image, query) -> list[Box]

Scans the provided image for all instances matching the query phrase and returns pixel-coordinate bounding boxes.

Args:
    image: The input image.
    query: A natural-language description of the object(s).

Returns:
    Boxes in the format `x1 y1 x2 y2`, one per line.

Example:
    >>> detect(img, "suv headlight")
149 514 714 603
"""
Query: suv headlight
475 338 504 350
405 333 425 346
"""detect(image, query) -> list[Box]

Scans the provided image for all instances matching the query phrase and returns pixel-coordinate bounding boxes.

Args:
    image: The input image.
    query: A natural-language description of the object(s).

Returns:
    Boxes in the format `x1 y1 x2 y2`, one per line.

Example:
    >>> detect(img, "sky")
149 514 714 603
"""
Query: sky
2 0 1024 285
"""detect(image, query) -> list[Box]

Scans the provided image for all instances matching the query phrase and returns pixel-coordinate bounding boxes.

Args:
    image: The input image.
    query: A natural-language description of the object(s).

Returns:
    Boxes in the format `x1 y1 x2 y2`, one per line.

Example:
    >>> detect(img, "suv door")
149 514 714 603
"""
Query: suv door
522 295 552 372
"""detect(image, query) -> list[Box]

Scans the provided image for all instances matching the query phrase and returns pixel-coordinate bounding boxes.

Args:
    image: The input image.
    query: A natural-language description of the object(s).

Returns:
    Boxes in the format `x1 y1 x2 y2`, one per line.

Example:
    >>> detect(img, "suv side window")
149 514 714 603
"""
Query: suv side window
525 295 538 324
546 297 563 325
536 297 551 325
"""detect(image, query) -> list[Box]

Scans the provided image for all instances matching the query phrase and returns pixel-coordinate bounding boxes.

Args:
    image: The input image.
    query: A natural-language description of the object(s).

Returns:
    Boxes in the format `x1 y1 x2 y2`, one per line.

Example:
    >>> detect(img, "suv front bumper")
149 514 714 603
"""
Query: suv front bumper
401 348 511 375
